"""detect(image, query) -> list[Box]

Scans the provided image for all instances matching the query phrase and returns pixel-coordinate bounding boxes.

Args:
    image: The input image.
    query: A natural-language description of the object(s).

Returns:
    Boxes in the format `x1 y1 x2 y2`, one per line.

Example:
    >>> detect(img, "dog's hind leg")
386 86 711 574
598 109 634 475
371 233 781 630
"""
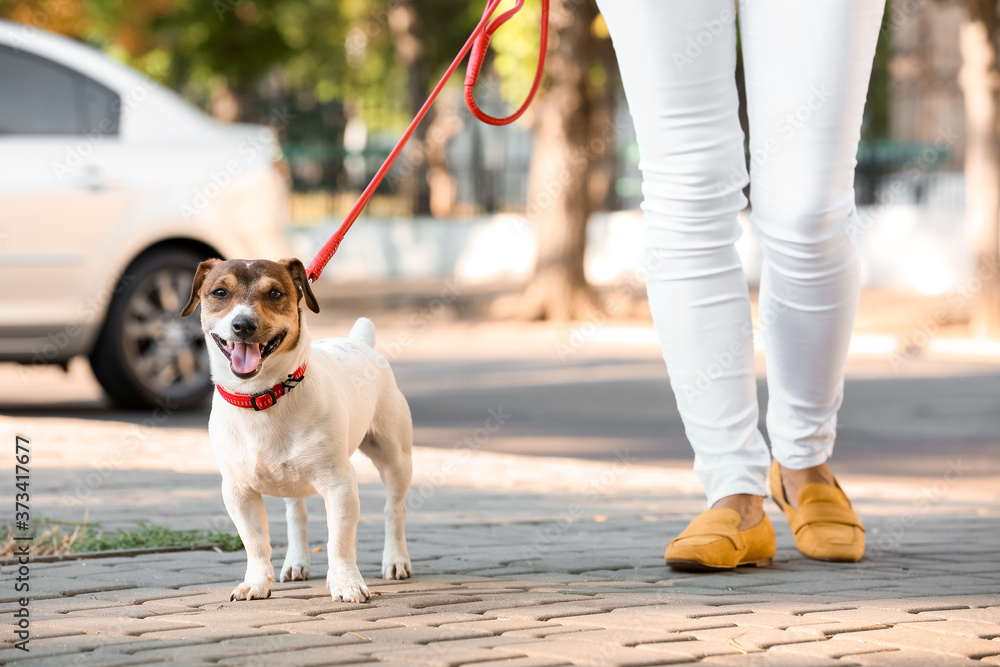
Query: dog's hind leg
360 400 413 580
280 497 311 582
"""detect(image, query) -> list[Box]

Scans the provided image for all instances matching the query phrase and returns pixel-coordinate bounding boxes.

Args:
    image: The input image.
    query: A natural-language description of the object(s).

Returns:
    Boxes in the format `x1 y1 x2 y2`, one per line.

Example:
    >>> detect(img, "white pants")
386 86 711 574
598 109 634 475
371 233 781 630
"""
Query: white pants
597 0 885 506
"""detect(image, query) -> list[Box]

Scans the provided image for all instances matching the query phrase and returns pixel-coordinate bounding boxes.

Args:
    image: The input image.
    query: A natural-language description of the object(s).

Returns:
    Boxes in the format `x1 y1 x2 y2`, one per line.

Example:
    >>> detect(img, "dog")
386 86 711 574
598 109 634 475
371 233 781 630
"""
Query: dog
181 257 413 603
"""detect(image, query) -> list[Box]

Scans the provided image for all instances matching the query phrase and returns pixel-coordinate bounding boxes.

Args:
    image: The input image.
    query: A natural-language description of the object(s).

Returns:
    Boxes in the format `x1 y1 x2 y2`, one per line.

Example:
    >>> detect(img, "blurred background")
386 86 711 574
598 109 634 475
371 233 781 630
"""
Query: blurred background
1 0 999 478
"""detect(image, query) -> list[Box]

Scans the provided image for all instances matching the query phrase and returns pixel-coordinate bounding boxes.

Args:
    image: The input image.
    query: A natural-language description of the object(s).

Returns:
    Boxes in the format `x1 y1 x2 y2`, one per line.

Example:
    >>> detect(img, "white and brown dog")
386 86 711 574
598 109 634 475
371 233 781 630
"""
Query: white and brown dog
181 258 413 603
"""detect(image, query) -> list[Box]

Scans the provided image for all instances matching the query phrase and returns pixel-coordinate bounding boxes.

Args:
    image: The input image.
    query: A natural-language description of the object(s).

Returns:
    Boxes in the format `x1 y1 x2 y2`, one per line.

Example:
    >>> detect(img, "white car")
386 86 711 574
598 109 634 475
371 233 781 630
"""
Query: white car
0 20 292 409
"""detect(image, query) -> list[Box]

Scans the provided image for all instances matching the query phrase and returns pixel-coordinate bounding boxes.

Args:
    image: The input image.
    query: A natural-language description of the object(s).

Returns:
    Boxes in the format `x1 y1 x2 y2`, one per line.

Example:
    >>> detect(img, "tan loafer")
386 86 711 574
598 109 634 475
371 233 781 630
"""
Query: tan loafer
769 459 865 562
665 508 776 571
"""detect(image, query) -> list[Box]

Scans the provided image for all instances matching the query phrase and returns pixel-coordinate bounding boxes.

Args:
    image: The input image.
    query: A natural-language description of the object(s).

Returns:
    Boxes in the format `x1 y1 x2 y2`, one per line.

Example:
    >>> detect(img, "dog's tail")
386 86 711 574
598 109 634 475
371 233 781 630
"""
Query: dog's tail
349 317 376 347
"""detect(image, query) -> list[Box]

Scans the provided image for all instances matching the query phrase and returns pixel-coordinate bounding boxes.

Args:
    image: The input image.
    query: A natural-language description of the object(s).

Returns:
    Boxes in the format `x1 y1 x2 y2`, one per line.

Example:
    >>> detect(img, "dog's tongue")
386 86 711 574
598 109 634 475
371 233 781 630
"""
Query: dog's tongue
231 342 262 374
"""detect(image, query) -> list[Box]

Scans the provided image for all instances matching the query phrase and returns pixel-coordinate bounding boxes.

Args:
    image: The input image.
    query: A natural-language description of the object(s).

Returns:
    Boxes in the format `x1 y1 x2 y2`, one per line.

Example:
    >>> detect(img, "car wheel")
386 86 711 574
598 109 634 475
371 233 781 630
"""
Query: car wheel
90 248 212 410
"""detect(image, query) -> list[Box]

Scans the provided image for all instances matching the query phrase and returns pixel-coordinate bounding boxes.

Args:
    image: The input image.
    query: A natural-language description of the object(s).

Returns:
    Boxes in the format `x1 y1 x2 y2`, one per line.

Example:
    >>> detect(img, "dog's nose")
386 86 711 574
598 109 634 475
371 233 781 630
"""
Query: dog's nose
232 316 258 337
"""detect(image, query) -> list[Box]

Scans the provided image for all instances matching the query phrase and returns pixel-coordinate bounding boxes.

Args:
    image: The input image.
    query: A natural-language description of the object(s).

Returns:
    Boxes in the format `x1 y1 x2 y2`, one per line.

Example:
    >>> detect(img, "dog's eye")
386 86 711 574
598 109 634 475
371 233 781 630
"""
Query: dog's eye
269 289 283 299
212 288 228 298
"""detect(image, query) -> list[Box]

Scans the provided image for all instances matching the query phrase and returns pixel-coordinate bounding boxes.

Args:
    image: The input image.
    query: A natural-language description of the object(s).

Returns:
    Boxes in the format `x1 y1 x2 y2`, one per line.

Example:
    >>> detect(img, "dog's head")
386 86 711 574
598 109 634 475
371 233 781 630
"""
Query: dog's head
181 258 319 383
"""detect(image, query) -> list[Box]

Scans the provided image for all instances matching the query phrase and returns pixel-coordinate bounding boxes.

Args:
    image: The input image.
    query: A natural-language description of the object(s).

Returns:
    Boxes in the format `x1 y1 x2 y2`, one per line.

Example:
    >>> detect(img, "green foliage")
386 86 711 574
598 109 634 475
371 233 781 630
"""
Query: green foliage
864 0 893 140
72 522 244 553
489 0 543 118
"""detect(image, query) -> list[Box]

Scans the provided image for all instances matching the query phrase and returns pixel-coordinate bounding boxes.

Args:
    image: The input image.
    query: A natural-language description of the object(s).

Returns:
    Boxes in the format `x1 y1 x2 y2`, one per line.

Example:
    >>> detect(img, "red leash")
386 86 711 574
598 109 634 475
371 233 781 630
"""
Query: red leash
305 0 549 283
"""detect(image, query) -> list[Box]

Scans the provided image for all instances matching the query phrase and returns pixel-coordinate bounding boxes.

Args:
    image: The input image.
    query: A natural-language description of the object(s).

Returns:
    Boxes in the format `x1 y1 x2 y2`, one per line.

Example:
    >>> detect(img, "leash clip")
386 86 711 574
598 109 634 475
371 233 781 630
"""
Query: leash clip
282 374 304 393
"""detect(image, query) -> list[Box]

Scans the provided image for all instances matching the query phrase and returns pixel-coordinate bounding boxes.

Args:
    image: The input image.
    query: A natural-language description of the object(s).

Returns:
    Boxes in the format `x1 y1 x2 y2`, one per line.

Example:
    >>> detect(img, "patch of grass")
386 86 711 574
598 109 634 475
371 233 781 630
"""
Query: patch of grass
1 520 243 558
73 522 244 553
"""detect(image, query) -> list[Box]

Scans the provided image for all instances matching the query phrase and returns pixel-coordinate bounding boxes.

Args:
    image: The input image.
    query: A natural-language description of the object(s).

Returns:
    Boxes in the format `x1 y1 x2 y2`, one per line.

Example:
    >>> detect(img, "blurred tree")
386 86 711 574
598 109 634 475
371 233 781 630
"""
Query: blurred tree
493 0 614 320
864 1 892 142
387 0 431 214
1 0 88 39
959 0 1000 336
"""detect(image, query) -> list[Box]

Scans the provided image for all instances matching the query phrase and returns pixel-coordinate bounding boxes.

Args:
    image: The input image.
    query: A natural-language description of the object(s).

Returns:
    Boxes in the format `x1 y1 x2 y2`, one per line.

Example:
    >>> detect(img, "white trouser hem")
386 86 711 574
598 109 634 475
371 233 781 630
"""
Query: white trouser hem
703 480 769 510
770 445 834 472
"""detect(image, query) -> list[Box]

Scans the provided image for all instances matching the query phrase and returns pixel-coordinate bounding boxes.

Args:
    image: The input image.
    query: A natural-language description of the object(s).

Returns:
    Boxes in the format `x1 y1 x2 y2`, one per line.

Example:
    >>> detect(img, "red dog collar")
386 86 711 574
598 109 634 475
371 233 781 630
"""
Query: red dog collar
216 364 307 411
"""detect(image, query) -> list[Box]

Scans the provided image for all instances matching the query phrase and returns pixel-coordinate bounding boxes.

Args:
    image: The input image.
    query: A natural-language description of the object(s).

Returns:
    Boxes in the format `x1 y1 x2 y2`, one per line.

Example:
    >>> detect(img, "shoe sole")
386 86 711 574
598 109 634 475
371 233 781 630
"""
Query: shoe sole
666 558 772 572
801 554 863 563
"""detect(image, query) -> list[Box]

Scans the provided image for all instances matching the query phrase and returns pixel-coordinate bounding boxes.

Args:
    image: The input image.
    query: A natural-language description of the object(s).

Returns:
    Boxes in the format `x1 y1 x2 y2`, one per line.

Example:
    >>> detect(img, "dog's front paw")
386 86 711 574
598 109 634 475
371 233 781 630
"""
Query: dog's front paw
382 553 412 580
327 569 370 603
230 580 272 602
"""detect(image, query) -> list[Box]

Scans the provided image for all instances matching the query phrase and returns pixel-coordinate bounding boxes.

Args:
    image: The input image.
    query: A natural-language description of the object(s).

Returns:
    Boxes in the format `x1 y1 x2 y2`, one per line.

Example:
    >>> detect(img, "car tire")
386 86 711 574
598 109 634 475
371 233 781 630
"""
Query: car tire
89 247 213 410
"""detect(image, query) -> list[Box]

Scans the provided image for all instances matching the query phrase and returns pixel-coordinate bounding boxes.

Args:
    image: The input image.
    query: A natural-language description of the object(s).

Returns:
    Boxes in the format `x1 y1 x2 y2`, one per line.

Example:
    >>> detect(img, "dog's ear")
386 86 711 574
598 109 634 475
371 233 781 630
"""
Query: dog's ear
181 258 221 317
281 258 320 314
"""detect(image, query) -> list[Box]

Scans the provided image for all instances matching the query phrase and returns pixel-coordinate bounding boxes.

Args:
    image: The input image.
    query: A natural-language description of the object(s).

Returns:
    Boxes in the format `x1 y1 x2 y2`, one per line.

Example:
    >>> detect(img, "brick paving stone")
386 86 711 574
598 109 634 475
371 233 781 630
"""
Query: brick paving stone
847 648 989 666
496 639 689 666
24 563 124 579
739 579 907 596
312 606 439 623
33 615 204 636
63 604 195 620
573 593 676 611
381 593 485 609
439 619 553 635
362 645 532 667
150 606 312 629
785 621 906 639
896 619 1000 639
413 595 591 617
915 607 1000 624
368 580 471 593
482 603 614 622
4 652 154 667
218 653 389 667
552 609 738 633
695 654 856 666
684 626 825 651
685 603 860 618
358 636 553 666
834 626 1000 659
893 575 1000 589
0 635 162 663
631 640 758 661
0 578 131 601
132 626 289 643
796 608 942 626
18 598 125 615
708 613 836 631
350 624 494 644
500 625 597 639
769 639 899 660
850 596 994 613
75 586 192 606
83 570 230 588
261 618 403 635
92 638 211 654
368 612 486 627
543 628 692 646
465 658 574 667
128 632 364 662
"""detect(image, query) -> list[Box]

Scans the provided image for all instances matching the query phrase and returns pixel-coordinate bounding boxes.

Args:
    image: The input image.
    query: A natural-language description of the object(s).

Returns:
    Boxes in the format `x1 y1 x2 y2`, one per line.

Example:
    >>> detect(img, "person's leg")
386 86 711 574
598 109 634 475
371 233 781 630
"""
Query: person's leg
597 1 771 518
739 0 884 488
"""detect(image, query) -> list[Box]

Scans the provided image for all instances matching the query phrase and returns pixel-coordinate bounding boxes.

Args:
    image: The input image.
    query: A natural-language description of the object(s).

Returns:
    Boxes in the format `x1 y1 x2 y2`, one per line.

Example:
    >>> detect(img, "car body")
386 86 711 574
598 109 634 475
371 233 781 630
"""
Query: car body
0 19 292 408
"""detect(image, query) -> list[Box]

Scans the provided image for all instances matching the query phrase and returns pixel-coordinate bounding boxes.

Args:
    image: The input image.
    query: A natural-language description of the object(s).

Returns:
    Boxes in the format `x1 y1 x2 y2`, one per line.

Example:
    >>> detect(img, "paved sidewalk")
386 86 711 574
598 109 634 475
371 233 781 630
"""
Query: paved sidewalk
2 415 1000 667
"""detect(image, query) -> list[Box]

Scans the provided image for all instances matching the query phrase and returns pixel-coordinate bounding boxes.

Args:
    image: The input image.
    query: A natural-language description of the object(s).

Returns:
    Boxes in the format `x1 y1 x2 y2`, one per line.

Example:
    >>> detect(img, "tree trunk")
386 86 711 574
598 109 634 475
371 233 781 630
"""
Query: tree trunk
960 0 1000 336
389 0 432 216
503 0 601 321
424 90 464 218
